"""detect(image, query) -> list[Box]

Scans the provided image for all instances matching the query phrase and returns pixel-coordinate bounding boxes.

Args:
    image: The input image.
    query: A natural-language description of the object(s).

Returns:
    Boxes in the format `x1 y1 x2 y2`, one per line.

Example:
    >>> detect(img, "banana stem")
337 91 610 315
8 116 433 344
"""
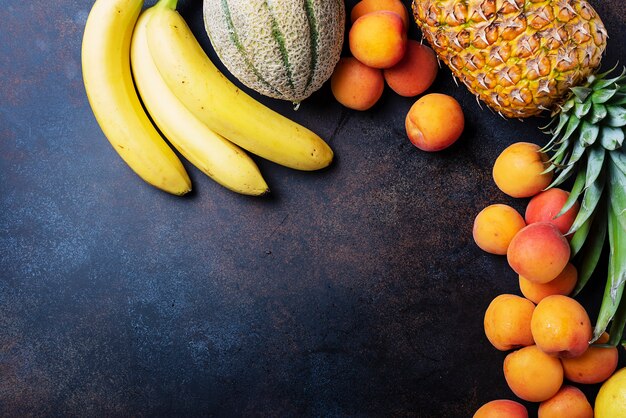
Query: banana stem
157 0 178 10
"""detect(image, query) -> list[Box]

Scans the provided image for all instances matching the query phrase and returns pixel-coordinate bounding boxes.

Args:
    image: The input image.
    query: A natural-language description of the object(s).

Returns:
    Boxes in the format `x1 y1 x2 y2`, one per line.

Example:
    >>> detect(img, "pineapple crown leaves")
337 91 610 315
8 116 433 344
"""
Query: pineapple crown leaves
542 65 626 345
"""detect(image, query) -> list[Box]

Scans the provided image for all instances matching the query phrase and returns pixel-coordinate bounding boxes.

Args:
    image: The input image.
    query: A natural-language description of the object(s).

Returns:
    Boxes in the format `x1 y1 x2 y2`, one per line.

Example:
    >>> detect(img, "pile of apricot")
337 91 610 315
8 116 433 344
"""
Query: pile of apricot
331 0 464 152
472 142 620 417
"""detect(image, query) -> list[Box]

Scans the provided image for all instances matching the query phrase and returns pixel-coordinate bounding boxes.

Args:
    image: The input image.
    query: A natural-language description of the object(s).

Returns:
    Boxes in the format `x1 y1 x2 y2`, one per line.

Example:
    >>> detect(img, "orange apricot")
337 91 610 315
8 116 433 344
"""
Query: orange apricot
351 0 410 30
473 204 526 255
519 262 577 304
530 295 592 358
493 142 553 198
507 222 570 284
503 345 563 402
473 399 528 418
405 93 464 152
525 188 580 236
538 386 593 418
349 11 407 69
383 41 438 97
484 294 535 351
561 332 618 384
330 57 384 111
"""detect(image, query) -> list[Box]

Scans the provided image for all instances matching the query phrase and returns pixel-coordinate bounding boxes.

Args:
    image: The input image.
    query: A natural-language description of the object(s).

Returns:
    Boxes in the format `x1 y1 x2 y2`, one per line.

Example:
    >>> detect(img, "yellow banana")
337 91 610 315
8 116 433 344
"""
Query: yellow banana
130 8 269 196
145 0 334 172
82 0 191 195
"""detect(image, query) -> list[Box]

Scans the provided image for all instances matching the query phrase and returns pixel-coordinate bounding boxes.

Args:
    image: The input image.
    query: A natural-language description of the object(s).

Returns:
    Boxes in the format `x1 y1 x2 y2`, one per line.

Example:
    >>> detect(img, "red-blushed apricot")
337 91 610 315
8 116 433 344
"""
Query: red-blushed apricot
473 399 528 418
351 0 410 30
405 93 464 152
538 386 593 418
383 41 438 97
507 222 570 284
561 332 619 384
525 188 580 236
349 11 407 69
484 294 535 351
519 263 577 304
473 204 526 255
503 345 563 402
330 57 384 111
493 142 553 198
530 295 592 358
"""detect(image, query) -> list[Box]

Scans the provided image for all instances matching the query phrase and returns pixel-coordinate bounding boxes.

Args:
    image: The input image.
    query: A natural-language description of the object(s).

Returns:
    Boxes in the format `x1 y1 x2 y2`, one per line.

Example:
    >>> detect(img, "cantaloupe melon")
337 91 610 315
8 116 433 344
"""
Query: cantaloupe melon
203 0 345 104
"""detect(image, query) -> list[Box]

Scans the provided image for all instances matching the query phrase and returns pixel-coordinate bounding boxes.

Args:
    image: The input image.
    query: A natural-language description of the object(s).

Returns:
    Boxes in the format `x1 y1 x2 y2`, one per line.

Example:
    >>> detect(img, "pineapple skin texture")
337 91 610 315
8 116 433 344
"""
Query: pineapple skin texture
412 0 608 118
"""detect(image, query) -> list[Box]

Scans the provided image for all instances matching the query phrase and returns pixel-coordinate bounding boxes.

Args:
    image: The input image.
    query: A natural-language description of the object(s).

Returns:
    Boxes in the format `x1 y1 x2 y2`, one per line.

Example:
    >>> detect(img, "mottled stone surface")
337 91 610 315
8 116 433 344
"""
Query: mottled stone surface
0 0 624 416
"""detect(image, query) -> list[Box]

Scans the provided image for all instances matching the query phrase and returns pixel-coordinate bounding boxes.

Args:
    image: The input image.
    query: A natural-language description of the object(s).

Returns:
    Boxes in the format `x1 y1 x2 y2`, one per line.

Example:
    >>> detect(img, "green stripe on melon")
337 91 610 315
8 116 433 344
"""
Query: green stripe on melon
303 0 318 92
203 0 345 104
218 0 280 96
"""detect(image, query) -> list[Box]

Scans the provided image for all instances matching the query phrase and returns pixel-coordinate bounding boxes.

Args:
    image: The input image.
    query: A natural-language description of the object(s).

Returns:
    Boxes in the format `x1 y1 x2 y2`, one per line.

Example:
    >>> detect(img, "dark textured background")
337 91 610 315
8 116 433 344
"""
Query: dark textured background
1 0 624 416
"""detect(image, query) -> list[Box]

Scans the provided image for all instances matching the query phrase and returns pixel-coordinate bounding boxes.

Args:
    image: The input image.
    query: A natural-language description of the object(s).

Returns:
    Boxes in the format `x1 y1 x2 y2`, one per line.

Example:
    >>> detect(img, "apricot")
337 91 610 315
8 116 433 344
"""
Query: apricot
330 57 384 111
519 263 577 304
383 41 438 97
473 399 528 418
351 0 410 30
484 294 535 351
538 386 593 418
405 93 464 152
503 345 563 402
525 188 580 236
493 142 553 198
349 11 407 69
473 204 526 255
561 332 618 384
530 295 592 358
507 222 570 284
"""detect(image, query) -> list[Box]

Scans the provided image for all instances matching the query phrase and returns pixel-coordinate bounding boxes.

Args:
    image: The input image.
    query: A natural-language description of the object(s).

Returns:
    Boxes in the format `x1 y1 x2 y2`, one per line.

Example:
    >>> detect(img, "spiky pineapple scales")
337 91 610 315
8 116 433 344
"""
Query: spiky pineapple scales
412 0 608 118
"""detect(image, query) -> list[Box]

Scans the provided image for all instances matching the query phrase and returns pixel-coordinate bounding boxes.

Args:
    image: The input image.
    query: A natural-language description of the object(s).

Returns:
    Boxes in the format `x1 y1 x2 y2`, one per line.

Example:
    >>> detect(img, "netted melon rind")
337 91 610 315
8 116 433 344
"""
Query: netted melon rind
203 0 345 103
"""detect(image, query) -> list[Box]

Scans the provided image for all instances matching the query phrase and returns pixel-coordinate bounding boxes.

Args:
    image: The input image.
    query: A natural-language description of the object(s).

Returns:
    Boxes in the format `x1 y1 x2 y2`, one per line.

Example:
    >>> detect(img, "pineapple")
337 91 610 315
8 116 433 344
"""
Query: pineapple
412 0 625 345
412 0 608 118
541 66 626 345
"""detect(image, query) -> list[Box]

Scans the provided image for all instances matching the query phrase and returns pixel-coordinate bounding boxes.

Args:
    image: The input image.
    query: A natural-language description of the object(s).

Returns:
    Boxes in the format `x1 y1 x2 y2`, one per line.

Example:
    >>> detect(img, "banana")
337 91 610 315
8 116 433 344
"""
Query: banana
130 8 269 196
82 0 191 195
145 0 334 172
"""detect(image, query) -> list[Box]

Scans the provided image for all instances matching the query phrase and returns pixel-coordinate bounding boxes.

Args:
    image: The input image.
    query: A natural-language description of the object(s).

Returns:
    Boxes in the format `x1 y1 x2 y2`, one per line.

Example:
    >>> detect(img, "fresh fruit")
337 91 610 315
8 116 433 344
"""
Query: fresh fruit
595 367 626 418
349 11 407 69
561 332 618 384
411 0 624 347
519 263 577 304
530 295 592 358
203 0 345 103
473 204 526 255
484 294 535 351
503 345 563 402
81 0 190 195
538 386 593 418
384 41 438 97
146 0 333 171
130 8 268 196
411 0 607 118
493 142 553 198
507 223 570 284
541 66 626 345
351 0 409 30
473 399 528 418
331 57 384 111
405 93 464 152
525 189 580 236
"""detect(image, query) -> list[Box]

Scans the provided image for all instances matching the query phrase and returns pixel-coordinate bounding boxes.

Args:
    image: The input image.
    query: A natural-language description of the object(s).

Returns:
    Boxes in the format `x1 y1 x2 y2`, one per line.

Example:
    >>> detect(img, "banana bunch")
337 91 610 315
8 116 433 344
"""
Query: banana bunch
81 0 334 196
